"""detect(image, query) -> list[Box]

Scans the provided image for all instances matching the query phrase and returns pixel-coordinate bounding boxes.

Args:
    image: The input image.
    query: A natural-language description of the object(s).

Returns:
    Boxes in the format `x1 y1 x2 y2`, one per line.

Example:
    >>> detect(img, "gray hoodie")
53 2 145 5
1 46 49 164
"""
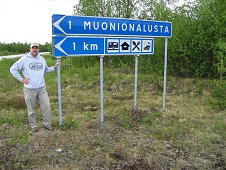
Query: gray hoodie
10 52 55 89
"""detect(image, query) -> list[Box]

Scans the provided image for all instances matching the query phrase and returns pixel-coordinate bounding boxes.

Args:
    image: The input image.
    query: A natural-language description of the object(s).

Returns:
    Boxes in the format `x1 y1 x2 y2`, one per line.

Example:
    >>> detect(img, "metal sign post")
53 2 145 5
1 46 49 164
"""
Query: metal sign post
57 57 63 127
134 55 139 112
99 55 104 127
163 38 168 111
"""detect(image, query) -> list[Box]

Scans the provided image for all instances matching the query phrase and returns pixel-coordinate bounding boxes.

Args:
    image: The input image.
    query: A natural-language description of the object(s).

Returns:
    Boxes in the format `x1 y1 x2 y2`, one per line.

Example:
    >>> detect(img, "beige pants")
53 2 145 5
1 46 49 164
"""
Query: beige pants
23 86 52 129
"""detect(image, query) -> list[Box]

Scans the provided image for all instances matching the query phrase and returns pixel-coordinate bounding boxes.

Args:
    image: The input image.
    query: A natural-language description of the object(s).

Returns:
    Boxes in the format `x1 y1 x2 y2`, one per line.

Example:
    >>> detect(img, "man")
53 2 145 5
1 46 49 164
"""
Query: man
10 43 58 132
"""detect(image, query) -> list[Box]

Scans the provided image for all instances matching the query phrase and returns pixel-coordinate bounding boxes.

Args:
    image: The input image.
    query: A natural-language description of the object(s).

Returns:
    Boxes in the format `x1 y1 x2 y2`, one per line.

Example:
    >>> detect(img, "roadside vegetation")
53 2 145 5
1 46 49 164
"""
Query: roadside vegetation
0 56 225 169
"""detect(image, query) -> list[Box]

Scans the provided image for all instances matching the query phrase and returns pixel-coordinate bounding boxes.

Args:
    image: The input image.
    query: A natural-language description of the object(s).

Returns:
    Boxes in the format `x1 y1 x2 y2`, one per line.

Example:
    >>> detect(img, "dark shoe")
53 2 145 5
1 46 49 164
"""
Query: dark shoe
32 127 38 132
43 125 53 130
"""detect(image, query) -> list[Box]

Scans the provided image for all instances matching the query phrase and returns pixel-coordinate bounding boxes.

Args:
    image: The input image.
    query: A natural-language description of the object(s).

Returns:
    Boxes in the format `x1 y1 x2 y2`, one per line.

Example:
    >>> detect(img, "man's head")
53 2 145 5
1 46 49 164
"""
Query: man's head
29 43 40 57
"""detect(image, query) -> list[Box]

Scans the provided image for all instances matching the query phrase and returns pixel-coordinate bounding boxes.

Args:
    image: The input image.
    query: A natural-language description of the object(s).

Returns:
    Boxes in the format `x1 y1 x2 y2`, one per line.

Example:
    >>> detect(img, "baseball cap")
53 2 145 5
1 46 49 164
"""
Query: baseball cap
30 43 39 48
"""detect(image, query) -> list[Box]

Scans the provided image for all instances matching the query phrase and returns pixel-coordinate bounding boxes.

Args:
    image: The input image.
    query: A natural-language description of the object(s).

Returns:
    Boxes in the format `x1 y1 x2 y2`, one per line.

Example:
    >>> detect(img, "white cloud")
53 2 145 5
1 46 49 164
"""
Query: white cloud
0 0 78 44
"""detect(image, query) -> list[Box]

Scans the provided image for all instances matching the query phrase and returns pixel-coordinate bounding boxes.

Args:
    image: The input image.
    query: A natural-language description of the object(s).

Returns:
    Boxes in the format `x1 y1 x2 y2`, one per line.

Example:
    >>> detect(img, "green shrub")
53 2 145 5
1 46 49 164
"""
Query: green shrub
61 116 78 130
210 82 226 110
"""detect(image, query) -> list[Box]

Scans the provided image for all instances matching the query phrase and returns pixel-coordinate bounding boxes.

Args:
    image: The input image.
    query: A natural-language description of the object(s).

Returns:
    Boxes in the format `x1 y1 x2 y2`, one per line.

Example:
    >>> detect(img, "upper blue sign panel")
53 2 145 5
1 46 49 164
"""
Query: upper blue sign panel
52 14 172 38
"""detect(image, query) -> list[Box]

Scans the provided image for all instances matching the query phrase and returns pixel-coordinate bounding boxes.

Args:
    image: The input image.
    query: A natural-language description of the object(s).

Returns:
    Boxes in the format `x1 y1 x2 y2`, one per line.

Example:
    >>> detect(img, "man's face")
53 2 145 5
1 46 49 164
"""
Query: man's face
30 46 40 56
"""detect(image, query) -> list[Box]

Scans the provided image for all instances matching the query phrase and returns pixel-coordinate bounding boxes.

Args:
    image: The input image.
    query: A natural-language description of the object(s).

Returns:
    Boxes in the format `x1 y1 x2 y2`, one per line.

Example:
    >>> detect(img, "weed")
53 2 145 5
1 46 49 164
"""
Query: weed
212 113 226 135
8 129 30 145
209 82 226 110
117 109 133 129
163 124 189 139
61 116 79 130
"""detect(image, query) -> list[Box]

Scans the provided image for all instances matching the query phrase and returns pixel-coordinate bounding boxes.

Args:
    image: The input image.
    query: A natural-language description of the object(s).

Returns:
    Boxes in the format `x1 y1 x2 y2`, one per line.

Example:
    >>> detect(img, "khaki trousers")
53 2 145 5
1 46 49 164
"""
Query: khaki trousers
23 86 52 129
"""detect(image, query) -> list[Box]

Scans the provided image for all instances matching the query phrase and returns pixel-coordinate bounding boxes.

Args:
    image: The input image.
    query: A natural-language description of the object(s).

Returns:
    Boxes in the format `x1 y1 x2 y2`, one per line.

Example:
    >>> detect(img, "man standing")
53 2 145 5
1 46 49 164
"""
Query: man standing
10 43 57 132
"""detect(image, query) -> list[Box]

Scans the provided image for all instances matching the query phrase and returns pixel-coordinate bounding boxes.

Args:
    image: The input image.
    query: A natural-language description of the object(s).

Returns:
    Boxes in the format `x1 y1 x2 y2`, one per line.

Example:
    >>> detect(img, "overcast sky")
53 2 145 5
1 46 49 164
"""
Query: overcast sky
0 0 78 44
0 0 186 45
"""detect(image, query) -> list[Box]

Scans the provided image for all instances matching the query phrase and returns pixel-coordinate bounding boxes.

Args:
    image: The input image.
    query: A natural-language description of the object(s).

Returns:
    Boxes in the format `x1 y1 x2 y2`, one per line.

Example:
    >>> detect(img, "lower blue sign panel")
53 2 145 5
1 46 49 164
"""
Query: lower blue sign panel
53 36 105 56
53 36 154 57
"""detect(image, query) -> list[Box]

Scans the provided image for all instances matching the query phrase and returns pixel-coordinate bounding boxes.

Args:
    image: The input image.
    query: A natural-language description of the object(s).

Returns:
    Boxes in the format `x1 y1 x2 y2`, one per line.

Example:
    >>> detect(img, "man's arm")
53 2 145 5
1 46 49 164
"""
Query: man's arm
44 62 58 73
10 58 24 82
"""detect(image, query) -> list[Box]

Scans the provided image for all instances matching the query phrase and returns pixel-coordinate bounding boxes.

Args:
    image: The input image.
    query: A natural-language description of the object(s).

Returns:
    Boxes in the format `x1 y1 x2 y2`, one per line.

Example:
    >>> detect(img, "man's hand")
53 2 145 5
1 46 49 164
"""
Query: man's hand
22 78 30 84
54 63 59 69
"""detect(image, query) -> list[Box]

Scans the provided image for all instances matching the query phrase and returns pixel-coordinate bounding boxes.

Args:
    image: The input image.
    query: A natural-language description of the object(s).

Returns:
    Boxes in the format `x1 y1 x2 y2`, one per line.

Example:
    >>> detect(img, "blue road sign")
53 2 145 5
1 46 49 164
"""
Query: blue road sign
52 14 172 37
53 36 154 57
53 36 105 57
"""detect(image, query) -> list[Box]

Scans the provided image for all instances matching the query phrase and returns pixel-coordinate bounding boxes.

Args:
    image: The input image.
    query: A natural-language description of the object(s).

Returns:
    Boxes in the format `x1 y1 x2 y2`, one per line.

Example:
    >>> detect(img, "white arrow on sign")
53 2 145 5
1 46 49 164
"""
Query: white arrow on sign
55 37 68 55
53 16 66 34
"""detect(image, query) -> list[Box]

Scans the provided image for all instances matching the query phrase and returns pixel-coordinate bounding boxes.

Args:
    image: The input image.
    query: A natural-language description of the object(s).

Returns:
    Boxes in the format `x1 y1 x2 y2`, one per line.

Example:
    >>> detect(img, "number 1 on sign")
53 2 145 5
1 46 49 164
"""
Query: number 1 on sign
68 20 72 29
73 42 76 50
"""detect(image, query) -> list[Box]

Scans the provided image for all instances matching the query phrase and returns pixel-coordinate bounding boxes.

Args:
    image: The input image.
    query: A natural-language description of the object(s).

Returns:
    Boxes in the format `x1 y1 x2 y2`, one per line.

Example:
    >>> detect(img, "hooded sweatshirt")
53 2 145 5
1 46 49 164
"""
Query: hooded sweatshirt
10 52 55 89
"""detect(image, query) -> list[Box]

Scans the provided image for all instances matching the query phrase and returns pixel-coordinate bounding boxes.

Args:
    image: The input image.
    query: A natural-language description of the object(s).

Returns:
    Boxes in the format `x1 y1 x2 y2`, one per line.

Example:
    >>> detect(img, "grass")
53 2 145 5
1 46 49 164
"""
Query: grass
0 56 225 169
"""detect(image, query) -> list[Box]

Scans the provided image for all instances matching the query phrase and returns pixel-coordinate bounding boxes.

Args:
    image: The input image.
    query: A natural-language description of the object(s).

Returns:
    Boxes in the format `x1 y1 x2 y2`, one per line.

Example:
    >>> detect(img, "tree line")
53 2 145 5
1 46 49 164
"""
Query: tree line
0 42 51 56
